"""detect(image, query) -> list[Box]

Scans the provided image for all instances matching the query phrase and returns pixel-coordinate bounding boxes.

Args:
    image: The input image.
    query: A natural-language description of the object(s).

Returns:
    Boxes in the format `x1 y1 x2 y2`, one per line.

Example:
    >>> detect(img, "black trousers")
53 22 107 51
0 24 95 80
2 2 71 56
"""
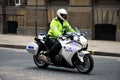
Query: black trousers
45 38 62 59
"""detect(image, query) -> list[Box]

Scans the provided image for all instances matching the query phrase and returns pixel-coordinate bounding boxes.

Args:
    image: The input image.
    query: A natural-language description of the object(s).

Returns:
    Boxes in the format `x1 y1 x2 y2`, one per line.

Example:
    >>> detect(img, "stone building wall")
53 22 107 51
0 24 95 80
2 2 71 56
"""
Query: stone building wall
0 0 120 41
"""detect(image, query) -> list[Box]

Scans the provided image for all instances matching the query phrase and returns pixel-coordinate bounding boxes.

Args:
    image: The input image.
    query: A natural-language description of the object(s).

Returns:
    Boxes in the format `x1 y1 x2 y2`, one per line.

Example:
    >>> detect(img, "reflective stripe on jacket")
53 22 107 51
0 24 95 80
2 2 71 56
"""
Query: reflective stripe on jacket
47 17 75 38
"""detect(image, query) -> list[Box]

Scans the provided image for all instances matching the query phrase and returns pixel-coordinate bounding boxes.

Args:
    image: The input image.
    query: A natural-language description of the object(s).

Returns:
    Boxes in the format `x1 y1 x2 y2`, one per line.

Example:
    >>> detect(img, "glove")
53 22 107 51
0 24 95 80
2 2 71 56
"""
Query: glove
58 35 66 40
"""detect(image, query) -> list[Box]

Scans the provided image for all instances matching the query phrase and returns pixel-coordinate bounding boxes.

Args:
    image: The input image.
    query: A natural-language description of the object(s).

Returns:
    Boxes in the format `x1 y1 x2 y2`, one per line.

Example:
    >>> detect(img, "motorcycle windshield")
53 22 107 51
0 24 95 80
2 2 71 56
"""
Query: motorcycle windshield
75 27 80 33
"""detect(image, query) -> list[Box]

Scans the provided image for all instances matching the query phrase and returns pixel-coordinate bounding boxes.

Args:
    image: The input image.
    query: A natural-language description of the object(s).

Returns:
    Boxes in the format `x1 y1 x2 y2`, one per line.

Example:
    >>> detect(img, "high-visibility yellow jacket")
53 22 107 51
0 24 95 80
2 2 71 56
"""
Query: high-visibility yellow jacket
47 17 75 38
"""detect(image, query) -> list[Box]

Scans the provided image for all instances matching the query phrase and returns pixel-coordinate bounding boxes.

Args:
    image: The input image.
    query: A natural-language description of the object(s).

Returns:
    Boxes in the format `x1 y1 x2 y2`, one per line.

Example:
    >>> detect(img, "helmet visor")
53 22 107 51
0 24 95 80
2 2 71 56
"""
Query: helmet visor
60 14 67 20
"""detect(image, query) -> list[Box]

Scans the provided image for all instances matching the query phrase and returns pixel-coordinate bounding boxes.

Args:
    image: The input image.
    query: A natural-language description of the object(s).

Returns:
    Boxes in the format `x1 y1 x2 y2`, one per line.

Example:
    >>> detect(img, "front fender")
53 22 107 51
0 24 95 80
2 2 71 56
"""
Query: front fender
77 51 90 62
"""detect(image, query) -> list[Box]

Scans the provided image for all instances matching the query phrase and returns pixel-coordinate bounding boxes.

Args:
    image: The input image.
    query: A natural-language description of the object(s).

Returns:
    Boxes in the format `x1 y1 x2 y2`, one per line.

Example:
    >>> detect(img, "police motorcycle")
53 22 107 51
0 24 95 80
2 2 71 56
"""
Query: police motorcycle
26 27 94 74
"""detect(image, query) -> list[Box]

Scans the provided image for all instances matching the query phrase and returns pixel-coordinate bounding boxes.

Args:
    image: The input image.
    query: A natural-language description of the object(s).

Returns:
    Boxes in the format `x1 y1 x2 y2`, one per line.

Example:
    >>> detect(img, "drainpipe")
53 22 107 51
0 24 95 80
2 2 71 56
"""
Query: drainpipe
46 0 49 33
35 0 38 36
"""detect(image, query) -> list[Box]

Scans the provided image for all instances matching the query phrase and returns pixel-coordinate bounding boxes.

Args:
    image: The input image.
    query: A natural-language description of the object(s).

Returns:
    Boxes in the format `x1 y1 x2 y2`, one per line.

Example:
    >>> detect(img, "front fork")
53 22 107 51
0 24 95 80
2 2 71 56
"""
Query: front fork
77 51 90 62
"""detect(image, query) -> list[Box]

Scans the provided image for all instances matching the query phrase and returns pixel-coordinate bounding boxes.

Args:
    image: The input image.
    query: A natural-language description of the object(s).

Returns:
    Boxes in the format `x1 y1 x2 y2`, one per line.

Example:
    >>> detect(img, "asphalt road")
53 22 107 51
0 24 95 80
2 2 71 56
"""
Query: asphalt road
0 48 120 80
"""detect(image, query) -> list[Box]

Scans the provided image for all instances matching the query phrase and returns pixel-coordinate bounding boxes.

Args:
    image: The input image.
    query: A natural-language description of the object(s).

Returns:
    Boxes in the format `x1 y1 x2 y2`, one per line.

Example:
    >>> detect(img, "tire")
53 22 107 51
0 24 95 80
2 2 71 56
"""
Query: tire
74 54 94 74
33 55 49 68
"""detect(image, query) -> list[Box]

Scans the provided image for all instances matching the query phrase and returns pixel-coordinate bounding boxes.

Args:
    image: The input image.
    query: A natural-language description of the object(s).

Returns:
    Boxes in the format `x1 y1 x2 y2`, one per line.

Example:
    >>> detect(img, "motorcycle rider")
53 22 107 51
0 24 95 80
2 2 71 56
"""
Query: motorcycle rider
39 8 75 63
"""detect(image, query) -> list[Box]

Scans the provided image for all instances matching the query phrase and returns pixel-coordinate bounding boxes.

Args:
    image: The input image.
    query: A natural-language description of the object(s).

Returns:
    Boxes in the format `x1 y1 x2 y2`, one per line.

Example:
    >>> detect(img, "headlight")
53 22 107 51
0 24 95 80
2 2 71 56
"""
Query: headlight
74 35 79 41
79 36 88 45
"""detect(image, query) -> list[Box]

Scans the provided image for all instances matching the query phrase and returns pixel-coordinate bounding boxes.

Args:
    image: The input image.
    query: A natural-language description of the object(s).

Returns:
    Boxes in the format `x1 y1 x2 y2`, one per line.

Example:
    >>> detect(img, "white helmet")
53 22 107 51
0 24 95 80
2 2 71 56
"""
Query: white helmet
57 8 68 20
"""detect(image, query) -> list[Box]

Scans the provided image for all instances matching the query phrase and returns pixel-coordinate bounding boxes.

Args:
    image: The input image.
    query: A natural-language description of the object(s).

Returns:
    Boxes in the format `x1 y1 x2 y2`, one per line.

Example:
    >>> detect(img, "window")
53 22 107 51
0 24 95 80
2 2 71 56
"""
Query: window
15 0 21 6
0 0 2 5
7 0 15 6
15 0 27 6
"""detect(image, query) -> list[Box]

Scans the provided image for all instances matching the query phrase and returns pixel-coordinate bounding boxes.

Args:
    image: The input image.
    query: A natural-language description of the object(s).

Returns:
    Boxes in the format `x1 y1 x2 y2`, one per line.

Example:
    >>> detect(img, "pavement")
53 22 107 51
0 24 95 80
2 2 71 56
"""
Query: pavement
0 34 120 57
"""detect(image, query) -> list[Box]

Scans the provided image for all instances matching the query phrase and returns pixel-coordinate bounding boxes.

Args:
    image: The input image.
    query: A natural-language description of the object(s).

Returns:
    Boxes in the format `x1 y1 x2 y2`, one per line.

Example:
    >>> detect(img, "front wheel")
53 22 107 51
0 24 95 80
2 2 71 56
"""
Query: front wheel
74 54 94 74
33 55 49 68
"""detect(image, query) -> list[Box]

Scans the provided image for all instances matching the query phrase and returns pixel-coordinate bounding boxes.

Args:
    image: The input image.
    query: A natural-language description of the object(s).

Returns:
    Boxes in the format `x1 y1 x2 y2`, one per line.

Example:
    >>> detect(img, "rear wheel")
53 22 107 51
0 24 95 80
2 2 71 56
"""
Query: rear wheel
73 54 94 74
33 55 49 68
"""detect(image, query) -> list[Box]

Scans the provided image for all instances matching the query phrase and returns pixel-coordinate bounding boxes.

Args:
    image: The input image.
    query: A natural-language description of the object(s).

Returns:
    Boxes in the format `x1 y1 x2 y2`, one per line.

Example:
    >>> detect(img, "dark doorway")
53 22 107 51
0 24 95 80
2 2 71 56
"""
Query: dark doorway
95 24 116 41
7 21 18 34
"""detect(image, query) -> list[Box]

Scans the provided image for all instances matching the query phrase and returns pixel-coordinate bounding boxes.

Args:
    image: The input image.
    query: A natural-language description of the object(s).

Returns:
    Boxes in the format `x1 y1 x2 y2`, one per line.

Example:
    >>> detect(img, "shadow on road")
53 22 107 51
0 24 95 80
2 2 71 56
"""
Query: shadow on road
25 66 94 75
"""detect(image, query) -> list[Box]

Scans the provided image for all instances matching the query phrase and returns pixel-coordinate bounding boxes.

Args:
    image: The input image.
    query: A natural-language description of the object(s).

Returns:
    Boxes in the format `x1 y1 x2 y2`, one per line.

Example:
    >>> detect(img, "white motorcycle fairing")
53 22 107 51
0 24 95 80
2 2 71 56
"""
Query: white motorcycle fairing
59 39 89 66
